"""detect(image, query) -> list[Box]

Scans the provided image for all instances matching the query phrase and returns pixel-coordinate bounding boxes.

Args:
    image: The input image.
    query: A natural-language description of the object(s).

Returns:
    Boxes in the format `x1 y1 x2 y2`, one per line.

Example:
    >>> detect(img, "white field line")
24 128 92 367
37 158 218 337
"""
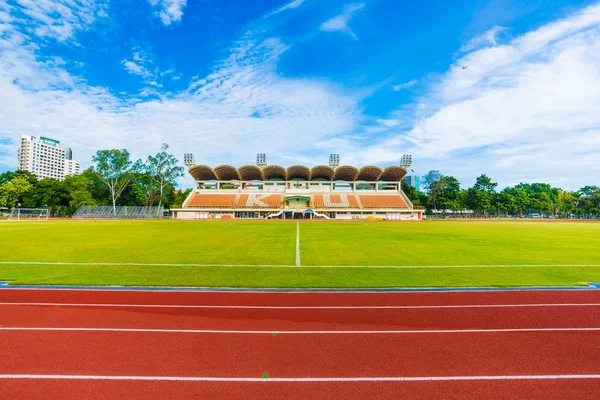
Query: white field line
296 222 300 267
0 374 599 382
2 261 600 269
0 287 597 294
1 302 599 310
1 327 599 334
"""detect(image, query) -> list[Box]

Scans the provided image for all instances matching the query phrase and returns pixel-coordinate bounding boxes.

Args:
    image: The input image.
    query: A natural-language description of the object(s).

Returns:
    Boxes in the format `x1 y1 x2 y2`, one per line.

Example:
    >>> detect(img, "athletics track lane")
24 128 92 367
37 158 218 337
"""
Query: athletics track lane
1 379 599 400
1 302 599 330
1 287 599 306
0 289 599 399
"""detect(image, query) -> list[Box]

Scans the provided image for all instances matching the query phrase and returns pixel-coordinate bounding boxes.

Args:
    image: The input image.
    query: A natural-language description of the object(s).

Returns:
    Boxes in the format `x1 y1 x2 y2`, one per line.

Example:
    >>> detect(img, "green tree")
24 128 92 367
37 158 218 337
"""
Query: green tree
436 176 462 214
473 174 498 193
466 187 492 216
129 168 159 207
498 191 517 216
81 167 111 205
173 188 192 207
92 149 135 214
143 144 184 211
579 186 600 196
0 170 38 185
421 170 442 193
428 179 443 211
63 174 96 215
0 176 33 208
513 187 530 217
468 175 498 217
22 178 69 215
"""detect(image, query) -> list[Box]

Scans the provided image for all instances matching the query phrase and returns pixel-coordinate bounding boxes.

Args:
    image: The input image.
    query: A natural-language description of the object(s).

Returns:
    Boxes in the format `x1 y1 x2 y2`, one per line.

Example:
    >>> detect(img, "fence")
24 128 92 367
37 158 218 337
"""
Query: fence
73 205 164 219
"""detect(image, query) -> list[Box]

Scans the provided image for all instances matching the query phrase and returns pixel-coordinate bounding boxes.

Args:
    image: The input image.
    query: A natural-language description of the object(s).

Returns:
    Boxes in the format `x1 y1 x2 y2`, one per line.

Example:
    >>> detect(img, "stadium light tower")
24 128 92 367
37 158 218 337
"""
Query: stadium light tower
329 154 340 168
256 153 268 169
183 153 196 167
400 154 412 169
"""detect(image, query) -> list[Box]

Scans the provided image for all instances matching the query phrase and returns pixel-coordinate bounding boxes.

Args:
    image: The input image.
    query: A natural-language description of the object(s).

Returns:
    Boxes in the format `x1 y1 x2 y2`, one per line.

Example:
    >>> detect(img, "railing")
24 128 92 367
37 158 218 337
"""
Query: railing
73 205 164 219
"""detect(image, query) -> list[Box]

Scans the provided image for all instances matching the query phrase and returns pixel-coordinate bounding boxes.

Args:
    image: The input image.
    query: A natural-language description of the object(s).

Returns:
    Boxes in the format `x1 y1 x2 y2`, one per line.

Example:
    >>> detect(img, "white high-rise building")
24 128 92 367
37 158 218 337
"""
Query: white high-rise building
17 135 81 181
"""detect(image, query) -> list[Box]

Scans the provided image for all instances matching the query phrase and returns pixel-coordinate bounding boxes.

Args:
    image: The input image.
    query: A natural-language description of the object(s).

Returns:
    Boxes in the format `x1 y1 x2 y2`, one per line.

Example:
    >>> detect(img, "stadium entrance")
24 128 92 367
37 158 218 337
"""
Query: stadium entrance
285 195 310 209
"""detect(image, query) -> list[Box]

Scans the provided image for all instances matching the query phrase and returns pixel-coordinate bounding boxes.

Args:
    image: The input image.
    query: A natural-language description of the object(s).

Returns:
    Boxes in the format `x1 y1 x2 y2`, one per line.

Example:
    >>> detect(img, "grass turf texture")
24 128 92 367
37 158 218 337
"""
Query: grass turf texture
1 220 600 288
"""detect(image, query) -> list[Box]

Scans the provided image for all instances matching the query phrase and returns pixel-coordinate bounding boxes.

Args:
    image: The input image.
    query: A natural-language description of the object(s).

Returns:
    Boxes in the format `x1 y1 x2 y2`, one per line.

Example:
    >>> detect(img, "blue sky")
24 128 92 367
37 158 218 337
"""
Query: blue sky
1 0 599 190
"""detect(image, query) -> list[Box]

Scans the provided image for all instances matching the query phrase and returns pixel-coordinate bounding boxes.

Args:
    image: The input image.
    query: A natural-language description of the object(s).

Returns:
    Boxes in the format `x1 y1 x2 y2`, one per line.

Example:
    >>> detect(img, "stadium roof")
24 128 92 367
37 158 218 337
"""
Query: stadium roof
189 165 407 182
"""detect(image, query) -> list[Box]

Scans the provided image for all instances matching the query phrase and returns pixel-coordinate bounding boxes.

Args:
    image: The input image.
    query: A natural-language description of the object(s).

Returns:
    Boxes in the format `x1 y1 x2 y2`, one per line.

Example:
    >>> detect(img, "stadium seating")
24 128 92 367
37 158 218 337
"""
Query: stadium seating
186 194 238 208
313 194 359 208
358 195 409 209
186 193 408 209
237 194 283 208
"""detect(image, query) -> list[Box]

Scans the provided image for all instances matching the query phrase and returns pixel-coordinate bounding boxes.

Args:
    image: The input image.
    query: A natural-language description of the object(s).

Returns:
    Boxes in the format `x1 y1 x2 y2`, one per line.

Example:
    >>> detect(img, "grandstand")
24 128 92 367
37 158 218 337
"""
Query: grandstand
171 154 422 221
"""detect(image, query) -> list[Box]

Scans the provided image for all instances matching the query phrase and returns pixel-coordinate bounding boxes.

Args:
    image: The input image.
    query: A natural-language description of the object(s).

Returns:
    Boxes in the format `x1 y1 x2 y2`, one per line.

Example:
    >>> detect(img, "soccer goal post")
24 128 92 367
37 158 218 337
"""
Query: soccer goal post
8 208 49 221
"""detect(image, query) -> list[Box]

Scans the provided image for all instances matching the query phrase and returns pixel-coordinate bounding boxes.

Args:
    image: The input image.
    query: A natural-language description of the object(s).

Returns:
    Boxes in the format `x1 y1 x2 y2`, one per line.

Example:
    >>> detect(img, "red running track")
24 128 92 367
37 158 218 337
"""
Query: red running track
0 288 599 399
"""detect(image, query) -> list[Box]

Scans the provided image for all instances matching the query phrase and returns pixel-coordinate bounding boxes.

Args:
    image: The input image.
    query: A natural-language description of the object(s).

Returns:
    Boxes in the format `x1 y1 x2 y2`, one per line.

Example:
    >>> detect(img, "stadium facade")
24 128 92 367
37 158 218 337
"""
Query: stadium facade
172 155 423 221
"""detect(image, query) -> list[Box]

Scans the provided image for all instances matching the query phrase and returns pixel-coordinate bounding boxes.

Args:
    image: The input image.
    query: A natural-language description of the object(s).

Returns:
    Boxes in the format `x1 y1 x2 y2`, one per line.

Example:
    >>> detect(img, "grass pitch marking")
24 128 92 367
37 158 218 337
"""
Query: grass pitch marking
296 222 300 267
2 261 600 269
1 302 599 310
0 374 599 382
1 327 599 334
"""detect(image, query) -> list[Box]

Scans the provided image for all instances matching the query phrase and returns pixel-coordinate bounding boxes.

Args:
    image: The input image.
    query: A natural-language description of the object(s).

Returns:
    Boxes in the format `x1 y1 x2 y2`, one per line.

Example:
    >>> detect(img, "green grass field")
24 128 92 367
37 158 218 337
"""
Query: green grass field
1 220 600 288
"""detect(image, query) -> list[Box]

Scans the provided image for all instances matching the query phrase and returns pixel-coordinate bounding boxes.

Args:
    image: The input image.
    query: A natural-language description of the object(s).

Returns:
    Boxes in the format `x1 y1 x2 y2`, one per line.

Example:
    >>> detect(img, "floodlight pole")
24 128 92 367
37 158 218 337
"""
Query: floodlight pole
329 154 340 169
184 153 196 168
256 153 267 169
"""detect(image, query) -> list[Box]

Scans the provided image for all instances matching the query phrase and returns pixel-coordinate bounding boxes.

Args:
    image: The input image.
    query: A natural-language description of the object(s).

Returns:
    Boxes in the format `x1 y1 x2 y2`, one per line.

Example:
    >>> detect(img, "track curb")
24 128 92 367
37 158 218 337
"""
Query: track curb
1 281 599 293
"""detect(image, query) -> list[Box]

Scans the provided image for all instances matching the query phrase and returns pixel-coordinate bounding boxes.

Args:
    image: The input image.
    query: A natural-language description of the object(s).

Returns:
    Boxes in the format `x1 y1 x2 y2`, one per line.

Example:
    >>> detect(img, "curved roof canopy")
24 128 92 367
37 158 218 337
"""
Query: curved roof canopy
310 165 335 181
213 165 240 181
237 165 263 181
356 166 383 182
333 165 359 181
286 165 311 181
378 166 407 182
189 165 217 181
262 165 286 181
188 164 407 181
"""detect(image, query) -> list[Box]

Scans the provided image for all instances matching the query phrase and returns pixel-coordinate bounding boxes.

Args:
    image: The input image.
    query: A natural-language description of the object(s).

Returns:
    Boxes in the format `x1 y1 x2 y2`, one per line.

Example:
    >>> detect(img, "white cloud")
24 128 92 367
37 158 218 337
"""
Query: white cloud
375 119 400 128
461 25 508 52
266 0 305 18
12 0 108 41
358 3 600 189
121 49 177 88
320 3 365 39
122 60 146 76
121 50 156 80
148 0 187 25
393 79 417 91
0 10 360 182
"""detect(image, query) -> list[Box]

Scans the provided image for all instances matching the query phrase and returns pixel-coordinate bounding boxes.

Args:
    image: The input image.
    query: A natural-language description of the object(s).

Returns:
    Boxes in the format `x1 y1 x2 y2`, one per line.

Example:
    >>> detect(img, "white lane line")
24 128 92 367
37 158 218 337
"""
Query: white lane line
2 261 600 269
1 327 599 334
296 222 300 267
1 302 599 310
0 374 599 382
0 287 597 294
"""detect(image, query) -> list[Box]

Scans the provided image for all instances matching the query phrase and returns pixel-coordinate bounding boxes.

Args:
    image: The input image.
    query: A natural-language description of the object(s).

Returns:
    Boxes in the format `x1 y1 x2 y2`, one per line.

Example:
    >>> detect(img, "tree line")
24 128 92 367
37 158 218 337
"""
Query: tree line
2 151 599 218
0 144 191 216
402 171 600 218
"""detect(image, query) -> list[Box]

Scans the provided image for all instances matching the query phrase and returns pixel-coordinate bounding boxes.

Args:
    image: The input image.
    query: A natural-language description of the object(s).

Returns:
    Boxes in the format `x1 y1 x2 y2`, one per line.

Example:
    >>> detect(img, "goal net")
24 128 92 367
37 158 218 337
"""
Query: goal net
8 208 49 221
